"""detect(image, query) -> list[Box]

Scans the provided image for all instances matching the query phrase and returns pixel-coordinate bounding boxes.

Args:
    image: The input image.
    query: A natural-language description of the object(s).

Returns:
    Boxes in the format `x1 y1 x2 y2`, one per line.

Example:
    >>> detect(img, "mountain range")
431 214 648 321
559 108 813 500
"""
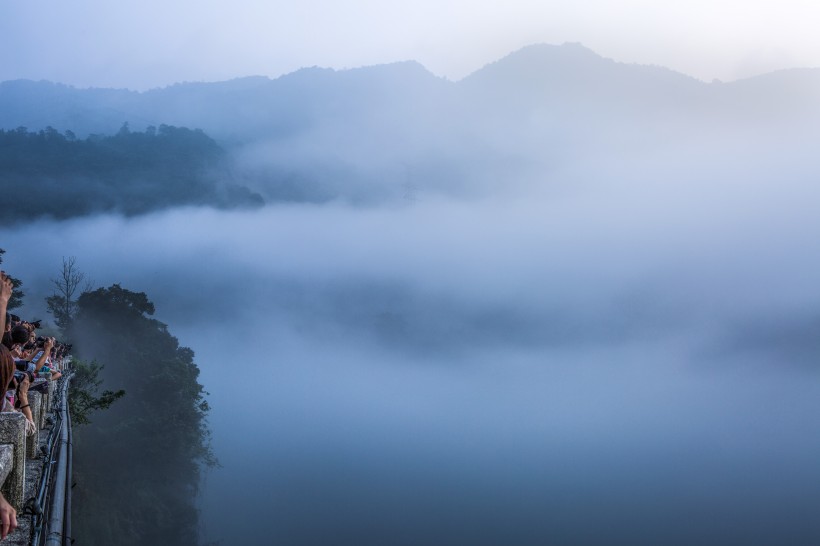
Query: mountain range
2 43 819 205
3 43 819 136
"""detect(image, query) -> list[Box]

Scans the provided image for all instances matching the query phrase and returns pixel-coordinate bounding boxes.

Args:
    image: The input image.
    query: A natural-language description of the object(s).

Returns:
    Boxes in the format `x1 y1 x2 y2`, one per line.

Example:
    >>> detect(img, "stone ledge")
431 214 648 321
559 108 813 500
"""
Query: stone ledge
0 413 26 511
0 444 13 487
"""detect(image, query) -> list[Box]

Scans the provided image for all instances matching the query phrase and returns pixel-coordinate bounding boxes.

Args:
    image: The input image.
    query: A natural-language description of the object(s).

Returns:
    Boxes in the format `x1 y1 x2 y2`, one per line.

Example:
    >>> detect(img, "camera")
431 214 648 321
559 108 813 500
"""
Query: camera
11 370 34 388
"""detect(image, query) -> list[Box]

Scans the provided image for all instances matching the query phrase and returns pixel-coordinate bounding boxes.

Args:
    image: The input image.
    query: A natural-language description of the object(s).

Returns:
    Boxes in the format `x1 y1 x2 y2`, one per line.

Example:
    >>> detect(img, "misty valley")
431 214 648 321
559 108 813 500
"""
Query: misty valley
3 44 820 545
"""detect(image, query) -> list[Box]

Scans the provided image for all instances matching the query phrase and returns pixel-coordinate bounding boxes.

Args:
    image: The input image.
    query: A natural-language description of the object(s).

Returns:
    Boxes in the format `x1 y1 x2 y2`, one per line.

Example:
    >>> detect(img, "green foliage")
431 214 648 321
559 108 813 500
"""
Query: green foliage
45 294 71 330
68 359 125 426
69 284 215 546
0 125 263 224
0 248 24 309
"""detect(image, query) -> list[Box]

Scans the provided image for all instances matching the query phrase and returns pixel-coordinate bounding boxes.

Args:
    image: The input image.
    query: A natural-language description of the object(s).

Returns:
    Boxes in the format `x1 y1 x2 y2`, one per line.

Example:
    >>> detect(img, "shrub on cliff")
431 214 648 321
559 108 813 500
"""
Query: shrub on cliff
68 284 214 546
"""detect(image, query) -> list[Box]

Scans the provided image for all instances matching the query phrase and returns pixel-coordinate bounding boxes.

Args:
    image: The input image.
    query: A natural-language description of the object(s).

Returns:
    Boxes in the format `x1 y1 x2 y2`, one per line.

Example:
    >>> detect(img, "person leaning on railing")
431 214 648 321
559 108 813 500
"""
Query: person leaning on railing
29 337 56 376
0 273 18 539
0 346 19 540
2 319 63 383
3 369 37 438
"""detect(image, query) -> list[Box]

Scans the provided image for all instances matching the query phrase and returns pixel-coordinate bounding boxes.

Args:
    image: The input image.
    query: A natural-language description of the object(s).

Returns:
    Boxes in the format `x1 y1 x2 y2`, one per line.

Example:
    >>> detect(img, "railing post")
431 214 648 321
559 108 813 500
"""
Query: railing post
0 413 26 510
27 391 43 459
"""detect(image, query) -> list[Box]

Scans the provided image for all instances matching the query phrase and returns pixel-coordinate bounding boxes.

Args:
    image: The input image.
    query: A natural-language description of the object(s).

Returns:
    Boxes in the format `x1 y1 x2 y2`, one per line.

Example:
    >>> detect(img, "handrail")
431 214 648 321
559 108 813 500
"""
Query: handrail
30 367 73 546
63 405 72 546
43 402 68 546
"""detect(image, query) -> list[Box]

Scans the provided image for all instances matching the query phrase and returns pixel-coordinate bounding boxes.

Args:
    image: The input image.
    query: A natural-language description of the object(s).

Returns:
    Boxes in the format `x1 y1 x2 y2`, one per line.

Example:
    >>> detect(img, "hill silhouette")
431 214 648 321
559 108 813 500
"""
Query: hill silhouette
1 43 819 210
0 124 263 223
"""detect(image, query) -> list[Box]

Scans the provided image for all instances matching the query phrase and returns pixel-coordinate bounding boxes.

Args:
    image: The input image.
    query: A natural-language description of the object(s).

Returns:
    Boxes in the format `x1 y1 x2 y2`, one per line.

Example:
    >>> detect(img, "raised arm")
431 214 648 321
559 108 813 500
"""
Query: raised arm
16 375 35 427
0 272 12 336
33 338 55 373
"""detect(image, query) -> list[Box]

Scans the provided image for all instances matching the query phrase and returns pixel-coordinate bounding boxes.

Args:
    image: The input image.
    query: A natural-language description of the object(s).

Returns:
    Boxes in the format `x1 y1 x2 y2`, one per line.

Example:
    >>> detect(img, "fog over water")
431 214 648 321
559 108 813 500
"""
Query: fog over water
4 130 820 545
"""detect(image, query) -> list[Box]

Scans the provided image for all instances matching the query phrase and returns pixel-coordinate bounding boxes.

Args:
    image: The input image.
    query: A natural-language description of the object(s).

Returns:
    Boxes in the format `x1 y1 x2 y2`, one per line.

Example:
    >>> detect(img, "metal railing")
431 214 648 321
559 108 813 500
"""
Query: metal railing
29 367 73 546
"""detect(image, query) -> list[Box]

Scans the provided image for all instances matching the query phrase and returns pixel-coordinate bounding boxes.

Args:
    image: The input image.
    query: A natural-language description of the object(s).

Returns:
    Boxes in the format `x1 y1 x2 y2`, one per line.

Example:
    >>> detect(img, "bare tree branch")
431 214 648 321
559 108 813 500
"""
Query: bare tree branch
46 256 88 331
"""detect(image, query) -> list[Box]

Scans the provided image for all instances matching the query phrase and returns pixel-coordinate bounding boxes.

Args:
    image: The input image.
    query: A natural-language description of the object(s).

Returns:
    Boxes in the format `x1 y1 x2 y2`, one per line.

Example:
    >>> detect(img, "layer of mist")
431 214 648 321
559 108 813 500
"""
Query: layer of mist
3 171 820 543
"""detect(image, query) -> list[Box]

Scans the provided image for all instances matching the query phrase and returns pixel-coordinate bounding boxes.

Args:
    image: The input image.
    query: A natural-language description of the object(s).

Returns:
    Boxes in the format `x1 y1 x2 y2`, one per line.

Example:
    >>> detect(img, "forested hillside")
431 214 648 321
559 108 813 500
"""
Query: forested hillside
0 124 263 224
67 285 214 546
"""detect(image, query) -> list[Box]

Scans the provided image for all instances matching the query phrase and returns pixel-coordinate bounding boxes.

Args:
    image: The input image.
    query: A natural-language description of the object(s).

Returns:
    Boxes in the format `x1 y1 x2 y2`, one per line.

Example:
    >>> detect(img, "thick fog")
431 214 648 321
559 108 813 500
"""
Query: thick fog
4 114 820 544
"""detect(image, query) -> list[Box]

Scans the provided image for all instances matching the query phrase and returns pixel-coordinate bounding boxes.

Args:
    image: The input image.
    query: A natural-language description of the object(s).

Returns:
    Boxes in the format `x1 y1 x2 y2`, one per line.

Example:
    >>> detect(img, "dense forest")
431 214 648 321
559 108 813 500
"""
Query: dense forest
0 124 263 223
67 284 214 546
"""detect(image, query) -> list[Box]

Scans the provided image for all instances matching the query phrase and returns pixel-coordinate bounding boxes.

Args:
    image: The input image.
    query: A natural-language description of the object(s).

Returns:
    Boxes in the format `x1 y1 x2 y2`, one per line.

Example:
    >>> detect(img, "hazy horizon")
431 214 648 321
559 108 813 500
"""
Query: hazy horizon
1 41 820 93
4 0 820 90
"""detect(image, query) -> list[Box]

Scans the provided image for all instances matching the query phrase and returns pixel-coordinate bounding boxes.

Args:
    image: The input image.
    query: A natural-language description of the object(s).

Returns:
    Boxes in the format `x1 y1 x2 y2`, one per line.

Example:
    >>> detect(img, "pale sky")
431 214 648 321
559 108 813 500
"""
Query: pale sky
1 0 819 90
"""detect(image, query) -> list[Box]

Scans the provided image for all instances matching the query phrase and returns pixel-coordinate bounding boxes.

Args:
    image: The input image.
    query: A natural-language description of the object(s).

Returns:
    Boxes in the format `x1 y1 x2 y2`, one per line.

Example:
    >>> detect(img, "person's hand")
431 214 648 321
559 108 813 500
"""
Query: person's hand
0 493 17 539
17 376 29 403
44 338 54 351
0 272 12 306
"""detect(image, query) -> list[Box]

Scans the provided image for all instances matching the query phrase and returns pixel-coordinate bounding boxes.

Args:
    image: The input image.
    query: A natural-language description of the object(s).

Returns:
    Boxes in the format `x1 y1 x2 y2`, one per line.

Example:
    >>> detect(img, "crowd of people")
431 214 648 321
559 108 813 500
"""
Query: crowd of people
0 270 71 539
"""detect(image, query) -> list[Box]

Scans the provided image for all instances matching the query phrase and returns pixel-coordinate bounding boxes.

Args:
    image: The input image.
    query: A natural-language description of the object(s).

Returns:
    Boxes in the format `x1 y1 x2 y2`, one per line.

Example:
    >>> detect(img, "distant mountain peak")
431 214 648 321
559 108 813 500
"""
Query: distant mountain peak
465 42 607 78
524 41 601 57
459 41 703 95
